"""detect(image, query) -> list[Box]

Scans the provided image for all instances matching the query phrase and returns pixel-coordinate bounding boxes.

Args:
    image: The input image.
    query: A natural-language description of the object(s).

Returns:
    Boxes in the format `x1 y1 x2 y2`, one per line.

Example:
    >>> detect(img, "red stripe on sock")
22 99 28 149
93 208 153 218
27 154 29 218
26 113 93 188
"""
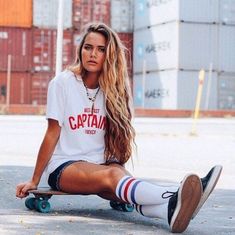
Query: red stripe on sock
123 178 136 202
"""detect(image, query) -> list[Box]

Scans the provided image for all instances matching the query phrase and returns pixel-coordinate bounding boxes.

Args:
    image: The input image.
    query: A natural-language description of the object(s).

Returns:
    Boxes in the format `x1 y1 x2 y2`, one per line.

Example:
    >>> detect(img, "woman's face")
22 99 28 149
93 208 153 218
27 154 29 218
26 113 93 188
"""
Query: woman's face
81 32 106 74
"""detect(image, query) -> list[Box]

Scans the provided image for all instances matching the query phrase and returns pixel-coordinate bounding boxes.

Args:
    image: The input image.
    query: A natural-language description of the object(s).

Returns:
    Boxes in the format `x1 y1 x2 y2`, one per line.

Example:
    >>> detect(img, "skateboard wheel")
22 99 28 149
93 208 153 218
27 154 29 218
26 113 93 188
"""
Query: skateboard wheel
110 201 134 212
35 199 51 213
121 203 134 212
25 197 36 210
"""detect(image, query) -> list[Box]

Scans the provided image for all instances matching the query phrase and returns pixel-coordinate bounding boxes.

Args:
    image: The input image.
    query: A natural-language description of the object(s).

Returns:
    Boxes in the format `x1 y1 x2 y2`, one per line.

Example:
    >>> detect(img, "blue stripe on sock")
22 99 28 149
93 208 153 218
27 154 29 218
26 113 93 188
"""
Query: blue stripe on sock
130 180 141 204
118 176 132 199
135 205 144 216
139 205 144 216
135 205 139 213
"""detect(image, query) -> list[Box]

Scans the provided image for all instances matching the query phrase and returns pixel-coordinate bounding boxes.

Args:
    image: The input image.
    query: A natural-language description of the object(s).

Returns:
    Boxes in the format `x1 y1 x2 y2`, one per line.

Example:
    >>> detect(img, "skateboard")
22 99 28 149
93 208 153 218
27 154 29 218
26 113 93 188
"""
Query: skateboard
25 187 134 213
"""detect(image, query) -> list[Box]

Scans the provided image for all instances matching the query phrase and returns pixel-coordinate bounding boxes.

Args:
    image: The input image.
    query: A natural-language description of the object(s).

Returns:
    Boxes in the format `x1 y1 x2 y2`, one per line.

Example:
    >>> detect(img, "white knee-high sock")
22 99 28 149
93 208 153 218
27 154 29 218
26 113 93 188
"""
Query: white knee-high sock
135 203 168 220
115 176 178 205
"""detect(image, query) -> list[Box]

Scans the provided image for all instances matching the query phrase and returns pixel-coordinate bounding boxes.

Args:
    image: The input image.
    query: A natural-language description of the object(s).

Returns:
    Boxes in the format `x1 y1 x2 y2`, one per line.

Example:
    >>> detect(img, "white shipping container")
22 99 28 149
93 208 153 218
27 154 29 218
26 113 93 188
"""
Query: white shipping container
220 0 235 25
134 0 219 30
133 70 218 110
219 25 235 72
218 72 235 109
134 22 218 73
33 0 72 29
111 0 133 32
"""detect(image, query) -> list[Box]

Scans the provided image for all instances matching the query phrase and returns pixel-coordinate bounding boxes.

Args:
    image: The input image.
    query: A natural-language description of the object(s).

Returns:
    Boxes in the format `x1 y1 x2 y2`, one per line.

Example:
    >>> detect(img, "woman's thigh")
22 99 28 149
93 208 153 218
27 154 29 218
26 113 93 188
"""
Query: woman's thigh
59 161 128 196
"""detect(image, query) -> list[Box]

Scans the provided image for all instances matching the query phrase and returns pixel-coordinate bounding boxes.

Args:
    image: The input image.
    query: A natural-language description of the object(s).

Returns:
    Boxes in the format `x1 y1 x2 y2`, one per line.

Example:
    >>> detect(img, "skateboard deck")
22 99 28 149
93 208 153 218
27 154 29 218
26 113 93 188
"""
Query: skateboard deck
25 187 134 213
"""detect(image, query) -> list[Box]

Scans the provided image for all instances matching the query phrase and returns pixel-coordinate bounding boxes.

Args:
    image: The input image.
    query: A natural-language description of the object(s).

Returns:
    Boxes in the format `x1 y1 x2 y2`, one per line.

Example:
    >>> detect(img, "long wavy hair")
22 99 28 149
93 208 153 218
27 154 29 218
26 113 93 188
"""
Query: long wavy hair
69 22 135 165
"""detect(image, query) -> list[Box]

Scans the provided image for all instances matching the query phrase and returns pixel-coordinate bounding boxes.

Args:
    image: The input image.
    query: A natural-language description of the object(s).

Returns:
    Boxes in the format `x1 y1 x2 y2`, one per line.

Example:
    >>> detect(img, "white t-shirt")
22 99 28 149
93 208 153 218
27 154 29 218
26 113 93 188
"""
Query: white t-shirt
45 70 106 176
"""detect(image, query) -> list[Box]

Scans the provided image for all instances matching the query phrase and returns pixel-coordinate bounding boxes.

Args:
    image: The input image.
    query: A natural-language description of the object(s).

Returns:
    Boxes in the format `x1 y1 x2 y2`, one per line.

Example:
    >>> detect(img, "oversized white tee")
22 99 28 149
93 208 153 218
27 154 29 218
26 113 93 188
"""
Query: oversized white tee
45 70 106 177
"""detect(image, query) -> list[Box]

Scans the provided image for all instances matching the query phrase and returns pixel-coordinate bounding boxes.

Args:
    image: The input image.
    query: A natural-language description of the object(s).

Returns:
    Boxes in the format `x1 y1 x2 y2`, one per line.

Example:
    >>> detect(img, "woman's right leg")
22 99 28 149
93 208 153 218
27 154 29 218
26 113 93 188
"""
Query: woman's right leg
57 161 202 233
59 162 177 204
59 161 125 198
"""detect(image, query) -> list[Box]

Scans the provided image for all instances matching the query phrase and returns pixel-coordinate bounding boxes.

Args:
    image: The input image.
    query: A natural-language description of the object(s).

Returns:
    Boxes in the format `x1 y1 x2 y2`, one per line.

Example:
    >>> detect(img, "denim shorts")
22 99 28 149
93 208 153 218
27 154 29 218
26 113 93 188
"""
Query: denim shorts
48 159 121 191
48 160 78 191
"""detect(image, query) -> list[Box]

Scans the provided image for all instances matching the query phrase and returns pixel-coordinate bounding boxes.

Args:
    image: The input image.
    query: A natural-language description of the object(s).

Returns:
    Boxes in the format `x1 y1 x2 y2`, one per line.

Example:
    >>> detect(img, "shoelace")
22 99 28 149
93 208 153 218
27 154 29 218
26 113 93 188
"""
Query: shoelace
161 191 177 199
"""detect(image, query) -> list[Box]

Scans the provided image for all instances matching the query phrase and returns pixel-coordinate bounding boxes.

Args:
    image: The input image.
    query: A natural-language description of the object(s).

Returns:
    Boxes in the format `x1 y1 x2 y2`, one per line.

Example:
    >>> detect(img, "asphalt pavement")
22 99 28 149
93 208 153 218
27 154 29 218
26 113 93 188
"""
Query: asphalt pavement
0 115 234 235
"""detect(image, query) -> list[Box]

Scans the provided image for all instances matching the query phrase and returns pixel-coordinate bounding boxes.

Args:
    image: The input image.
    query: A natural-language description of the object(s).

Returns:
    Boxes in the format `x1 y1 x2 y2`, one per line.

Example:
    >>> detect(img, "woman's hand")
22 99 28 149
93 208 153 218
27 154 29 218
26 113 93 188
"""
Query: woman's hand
16 181 38 198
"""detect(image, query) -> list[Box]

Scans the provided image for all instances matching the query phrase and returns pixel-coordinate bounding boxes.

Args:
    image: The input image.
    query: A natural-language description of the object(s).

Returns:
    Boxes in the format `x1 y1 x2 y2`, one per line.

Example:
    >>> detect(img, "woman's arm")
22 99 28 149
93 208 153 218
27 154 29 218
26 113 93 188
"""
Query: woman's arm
16 119 61 198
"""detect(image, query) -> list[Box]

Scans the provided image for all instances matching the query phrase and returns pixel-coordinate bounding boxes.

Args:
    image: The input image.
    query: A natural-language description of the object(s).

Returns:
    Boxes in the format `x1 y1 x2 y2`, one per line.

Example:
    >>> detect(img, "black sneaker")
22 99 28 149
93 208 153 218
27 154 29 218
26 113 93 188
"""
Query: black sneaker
191 165 223 219
168 174 202 233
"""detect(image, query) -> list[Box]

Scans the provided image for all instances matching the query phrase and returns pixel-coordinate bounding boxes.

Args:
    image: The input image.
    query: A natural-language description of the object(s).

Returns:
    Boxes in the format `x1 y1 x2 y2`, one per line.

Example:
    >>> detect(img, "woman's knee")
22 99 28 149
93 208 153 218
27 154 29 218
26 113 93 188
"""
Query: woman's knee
104 167 126 190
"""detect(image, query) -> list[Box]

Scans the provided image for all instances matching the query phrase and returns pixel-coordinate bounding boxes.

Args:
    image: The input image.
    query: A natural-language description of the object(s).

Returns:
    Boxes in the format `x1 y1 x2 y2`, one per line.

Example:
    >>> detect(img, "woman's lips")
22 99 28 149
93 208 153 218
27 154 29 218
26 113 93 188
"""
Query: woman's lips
87 60 98 65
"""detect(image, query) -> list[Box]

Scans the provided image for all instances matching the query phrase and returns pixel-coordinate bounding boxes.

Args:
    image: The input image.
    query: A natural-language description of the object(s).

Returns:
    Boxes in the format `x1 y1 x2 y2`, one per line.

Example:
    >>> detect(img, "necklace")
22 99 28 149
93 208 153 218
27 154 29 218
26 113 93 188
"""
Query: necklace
83 82 100 114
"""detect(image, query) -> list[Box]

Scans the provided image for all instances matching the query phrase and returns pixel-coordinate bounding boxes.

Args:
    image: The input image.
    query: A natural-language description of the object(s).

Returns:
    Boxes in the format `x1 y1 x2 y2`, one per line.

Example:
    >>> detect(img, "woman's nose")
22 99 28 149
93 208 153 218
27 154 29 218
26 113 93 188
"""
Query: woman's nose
90 48 97 57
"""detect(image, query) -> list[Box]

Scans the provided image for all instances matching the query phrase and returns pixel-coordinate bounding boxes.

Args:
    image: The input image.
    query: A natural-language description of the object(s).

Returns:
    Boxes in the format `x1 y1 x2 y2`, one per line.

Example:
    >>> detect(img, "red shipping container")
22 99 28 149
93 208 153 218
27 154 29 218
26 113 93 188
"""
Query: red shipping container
0 72 31 104
32 28 74 73
73 0 110 32
31 72 54 105
0 27 32 71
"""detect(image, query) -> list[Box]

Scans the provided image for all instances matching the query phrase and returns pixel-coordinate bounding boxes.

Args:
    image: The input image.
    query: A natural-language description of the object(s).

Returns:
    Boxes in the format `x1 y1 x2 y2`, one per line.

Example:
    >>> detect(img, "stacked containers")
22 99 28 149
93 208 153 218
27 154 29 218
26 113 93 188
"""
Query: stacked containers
133 0 235 110
32 0 73 105
0 0 32 104
111 0 134 80
0 1 134 107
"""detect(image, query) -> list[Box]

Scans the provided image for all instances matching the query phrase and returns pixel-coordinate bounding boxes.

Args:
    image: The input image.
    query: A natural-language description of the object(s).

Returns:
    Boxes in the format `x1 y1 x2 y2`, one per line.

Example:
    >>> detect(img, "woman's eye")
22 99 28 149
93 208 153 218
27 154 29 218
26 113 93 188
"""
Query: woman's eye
98 47 105 53
84 45 92 50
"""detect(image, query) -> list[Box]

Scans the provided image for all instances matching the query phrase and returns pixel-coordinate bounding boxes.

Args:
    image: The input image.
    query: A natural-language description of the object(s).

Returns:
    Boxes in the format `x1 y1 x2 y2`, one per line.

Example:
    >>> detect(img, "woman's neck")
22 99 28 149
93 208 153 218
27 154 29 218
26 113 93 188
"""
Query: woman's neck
82 72 100 89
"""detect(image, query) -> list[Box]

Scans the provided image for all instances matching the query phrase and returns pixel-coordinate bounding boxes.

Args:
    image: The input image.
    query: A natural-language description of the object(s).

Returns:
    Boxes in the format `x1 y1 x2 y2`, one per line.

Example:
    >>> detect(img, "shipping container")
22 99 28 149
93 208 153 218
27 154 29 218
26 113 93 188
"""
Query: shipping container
220 0 235 25
73 0 110 32
52 29 74 71
0 0 32 28
0 72 31 104
133 22 218 73
31 72 54 105
218 72 235 109
134 0 218 30
0 27 32 72
134 0 235 30
33 0 72 29
219 25 235 72
111 0 133 32
133 70 218 110
32 28 73 72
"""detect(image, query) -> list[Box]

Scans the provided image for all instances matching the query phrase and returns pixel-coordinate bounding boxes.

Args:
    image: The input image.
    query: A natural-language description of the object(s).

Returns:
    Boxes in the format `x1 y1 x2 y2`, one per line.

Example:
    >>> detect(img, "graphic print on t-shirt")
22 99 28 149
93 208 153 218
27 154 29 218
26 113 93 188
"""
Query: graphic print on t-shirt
68 107 106 135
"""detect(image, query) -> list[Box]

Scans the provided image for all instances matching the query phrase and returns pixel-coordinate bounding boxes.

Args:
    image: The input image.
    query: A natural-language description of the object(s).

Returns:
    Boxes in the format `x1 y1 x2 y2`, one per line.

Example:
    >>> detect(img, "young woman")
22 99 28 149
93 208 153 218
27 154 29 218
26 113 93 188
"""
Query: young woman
16 23 222 233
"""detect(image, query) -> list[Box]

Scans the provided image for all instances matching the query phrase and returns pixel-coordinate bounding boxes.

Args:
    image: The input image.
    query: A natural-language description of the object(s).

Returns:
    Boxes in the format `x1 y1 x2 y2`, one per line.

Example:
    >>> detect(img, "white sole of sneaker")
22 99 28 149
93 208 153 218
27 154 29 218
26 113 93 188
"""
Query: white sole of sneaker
170 174 202 233
191 165 223 219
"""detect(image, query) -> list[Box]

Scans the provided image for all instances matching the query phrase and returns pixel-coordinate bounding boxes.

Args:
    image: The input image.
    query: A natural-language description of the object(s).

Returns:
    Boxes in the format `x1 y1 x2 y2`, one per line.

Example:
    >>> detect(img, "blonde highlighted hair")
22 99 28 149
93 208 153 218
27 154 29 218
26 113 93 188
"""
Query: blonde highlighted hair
69 22 135 165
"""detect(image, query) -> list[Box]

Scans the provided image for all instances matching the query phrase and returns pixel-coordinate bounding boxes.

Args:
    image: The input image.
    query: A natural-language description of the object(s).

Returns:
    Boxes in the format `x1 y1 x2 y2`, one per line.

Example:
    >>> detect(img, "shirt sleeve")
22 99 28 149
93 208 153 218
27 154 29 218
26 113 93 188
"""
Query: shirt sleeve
46 77 66 127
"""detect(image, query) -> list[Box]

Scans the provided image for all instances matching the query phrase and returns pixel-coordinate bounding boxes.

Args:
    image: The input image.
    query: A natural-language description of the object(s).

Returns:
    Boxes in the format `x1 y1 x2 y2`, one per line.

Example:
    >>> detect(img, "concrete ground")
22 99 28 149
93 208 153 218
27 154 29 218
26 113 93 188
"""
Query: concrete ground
0 115 234 235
